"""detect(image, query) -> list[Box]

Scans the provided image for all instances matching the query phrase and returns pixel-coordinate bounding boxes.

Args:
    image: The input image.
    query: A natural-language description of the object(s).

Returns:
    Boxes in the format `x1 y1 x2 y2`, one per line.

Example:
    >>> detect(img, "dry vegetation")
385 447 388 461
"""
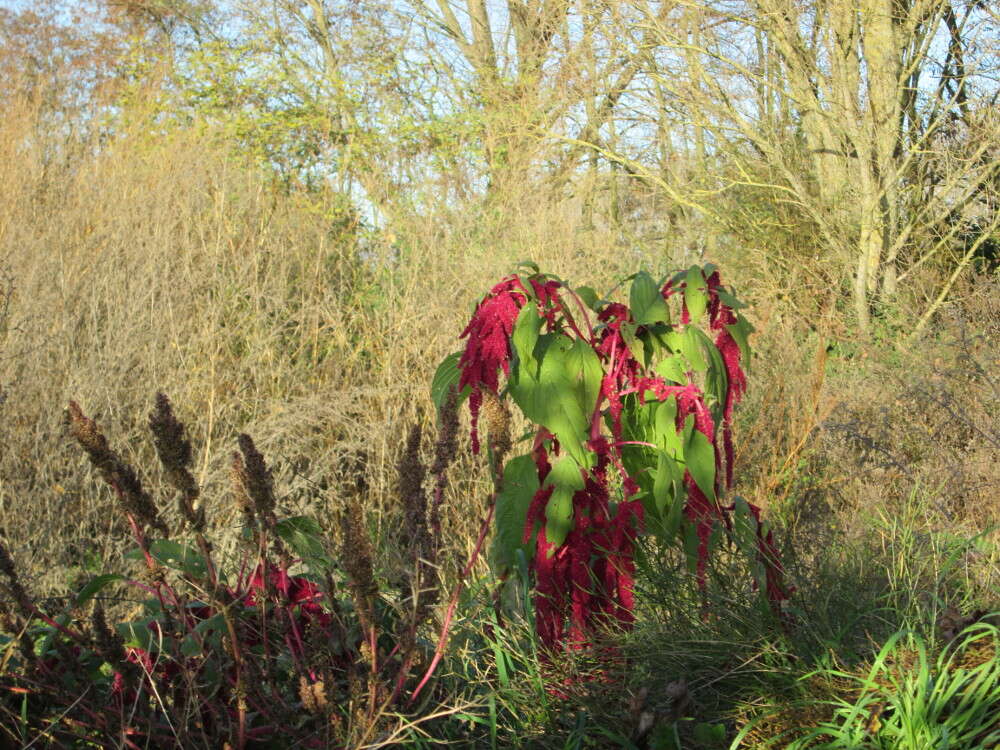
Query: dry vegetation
0 0 998 746
0 89 652 593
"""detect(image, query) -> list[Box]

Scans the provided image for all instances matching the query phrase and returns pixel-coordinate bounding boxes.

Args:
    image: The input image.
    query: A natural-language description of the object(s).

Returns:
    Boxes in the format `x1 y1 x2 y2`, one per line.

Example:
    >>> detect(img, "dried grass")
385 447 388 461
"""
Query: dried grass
0 89 652 595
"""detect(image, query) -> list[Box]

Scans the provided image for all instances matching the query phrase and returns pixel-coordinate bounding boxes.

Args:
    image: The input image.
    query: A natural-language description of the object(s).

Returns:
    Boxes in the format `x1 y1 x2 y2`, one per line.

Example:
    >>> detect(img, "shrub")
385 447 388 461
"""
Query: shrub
433 263 791 652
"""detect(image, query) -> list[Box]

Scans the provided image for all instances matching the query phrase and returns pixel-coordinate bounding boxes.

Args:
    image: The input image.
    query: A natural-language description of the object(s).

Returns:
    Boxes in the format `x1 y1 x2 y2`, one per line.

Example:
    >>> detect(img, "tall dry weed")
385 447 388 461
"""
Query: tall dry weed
0 87 667 594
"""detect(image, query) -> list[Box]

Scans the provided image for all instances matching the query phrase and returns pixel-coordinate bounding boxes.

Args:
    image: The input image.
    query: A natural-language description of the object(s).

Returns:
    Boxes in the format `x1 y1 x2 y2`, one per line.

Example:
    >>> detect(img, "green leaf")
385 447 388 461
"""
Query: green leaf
574 285 601 311
651 453 674 516
649 723 683 750
716 288 749 310
650 451 684 541
194 612 226 646
515 260 540 275
565 338 603 414
652 397 682 459
725 316 755 364
663 329 684 355
75 574 124 608
35 613 72 657
116 618 158 651
431 352 472 413
129 540 208 579
668 268 687 287
684 266 708 324
617 397 655 491
512 303 543 377
181 612 226 657
275 516 328 563
180 634 202 658
693 722 727 746
691 327 728 421
685 428 716 500
655 354 686 384
618 320 640 359
630 270 670 326
492 455 540 573
681 413 695 447
543 455 584 548
508 335 601 465
681 326 707 372
663 475 685 540
641 323 673 366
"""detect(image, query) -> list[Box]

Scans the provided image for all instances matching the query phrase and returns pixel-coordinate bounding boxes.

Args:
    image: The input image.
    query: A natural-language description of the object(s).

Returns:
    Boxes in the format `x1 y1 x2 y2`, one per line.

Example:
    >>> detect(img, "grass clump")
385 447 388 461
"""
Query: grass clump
738 619 1000 749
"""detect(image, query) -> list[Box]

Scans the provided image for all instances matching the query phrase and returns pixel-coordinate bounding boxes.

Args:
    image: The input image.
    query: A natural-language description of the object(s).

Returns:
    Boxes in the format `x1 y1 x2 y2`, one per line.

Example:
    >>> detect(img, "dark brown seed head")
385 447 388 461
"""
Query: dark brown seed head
91 601 125 663
340 500 377 631
148 393 192 477
148 393 204 530
0 539 33 620
237 434 276 520
397 423 428 553
431 387 460 479
230 451 255 524
66 401 167 537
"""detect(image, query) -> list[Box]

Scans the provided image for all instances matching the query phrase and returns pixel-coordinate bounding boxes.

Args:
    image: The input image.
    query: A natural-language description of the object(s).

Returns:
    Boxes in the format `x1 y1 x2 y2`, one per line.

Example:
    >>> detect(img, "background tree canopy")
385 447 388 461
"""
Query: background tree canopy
4 0 995 334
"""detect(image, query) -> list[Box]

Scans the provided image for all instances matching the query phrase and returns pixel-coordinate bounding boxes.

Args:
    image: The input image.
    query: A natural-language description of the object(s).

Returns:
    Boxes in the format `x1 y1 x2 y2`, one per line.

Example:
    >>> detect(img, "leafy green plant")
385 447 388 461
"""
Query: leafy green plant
736 619 1000 749
434 263 791 651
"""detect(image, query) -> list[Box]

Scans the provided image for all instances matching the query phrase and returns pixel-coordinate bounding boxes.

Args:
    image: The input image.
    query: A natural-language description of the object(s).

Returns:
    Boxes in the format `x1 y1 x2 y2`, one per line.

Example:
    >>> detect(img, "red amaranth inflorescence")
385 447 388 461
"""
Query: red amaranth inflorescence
458 276 529 453
442 264 790 652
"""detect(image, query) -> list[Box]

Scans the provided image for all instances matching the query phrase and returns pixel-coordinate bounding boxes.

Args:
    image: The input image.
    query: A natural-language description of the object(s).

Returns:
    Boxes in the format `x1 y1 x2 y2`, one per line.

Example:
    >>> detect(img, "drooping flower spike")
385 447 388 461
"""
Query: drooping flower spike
440 265 788 651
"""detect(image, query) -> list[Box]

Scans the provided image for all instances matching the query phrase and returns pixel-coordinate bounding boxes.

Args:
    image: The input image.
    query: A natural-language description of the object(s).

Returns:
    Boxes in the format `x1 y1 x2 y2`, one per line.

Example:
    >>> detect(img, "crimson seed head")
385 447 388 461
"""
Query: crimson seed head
458 276 527 453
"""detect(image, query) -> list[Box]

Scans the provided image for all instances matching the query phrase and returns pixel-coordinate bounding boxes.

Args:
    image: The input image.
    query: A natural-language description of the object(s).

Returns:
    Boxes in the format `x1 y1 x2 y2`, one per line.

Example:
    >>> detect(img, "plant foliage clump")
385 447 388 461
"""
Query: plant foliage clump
435 263 791 649
0 394 463 748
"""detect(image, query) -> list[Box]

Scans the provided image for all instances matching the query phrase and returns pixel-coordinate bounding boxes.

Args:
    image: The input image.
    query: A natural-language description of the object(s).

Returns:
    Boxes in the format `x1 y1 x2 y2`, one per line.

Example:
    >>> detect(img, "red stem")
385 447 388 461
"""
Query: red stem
20 603 87 645
408 499 496 705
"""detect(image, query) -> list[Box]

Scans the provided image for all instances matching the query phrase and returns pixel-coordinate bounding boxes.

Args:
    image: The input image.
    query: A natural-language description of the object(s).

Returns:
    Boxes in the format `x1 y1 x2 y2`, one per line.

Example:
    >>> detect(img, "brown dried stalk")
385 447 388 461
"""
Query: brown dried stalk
429 388 460 543
148 392 204 532
236 433 277 524
66 401 168 538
